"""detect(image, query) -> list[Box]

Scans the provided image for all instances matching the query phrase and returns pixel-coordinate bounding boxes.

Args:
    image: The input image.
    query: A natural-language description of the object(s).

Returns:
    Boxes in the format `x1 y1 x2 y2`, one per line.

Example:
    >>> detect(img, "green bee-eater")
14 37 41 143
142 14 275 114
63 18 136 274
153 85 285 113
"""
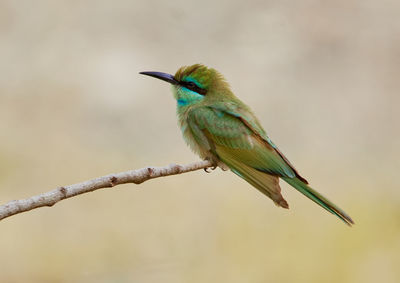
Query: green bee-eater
140 64 354 225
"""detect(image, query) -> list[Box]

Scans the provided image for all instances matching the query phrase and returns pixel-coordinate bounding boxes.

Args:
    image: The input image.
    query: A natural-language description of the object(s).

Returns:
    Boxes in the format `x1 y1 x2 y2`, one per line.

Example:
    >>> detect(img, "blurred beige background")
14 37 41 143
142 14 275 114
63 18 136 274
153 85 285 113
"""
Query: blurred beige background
1 0 399 282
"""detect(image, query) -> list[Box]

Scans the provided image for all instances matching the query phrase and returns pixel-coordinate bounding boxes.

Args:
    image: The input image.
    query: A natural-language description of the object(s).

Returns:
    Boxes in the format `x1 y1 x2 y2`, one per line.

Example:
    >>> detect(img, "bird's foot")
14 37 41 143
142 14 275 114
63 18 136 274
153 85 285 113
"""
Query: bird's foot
204 165 217 173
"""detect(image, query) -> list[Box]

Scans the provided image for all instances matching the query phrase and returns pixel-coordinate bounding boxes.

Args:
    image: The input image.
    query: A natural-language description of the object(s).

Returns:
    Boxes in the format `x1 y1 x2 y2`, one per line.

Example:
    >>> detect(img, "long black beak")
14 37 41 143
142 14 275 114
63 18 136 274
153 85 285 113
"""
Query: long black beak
139 71 179 85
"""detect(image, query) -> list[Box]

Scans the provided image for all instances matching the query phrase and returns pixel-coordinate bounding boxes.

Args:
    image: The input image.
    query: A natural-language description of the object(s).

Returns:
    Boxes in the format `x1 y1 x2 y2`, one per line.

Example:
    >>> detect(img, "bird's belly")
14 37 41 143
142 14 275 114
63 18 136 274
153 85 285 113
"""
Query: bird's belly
179 119 229 170
180 120 210 159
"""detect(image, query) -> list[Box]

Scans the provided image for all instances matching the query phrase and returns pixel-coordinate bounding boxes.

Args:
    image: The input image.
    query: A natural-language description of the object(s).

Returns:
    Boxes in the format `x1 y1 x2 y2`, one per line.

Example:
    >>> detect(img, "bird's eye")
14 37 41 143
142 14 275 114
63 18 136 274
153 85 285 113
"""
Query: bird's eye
187 82 196 88
180 80 207 95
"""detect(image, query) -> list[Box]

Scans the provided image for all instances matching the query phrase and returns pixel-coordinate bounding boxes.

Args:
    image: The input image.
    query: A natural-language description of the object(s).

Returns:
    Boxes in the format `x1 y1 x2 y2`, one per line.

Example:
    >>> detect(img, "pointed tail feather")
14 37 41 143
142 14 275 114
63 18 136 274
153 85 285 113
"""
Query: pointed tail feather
282 177 354 226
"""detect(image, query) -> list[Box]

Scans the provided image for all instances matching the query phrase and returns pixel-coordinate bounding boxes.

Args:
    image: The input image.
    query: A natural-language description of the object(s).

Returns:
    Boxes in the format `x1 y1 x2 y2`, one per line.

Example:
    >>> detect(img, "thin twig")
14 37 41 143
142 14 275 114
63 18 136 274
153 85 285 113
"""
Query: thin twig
0 160 213 221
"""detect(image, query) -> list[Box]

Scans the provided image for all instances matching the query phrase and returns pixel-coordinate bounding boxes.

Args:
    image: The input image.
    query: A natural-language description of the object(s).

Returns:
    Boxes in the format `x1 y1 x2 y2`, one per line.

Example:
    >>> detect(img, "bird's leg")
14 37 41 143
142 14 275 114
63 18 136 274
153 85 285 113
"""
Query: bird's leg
204 165 217 173
203 157 218 173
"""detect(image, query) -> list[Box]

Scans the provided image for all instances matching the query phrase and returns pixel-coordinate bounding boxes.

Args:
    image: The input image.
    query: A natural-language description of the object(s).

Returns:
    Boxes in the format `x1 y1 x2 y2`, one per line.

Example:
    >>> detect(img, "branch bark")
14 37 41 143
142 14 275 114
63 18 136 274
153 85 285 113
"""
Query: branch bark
0 160 213 221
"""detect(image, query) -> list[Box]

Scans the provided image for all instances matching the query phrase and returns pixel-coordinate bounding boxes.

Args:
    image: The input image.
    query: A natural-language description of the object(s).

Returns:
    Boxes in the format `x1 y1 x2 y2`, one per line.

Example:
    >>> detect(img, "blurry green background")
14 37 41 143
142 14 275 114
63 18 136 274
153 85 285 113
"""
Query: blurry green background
1 0 399 282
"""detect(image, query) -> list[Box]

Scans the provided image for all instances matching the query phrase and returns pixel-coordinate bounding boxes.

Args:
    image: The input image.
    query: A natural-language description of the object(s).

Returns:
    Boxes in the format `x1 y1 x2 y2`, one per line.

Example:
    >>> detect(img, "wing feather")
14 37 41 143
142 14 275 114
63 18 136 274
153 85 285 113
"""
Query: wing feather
209 103 308 183
188 106 299 179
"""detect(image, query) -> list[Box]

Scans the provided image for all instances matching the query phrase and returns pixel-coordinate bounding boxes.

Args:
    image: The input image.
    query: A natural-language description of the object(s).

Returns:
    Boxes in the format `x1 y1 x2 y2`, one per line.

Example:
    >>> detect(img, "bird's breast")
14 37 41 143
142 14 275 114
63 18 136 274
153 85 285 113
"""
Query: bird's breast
177 106 213 160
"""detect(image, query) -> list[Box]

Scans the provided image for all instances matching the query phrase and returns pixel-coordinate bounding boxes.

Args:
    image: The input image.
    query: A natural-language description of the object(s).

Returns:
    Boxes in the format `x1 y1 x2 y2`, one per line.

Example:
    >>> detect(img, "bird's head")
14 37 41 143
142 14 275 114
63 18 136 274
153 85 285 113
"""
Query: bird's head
140 64 232 106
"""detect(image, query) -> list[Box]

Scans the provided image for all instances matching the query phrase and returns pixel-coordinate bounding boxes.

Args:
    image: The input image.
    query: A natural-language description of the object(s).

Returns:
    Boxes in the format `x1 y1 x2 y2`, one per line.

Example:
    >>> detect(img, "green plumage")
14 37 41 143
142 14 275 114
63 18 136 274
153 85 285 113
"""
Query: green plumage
282 177 353 225
140 64 354 226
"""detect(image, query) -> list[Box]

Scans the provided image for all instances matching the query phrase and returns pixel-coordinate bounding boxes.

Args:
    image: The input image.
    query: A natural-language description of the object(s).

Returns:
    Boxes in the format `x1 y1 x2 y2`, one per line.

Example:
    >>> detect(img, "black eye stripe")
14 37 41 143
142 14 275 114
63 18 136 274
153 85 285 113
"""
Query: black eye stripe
180 81 207 95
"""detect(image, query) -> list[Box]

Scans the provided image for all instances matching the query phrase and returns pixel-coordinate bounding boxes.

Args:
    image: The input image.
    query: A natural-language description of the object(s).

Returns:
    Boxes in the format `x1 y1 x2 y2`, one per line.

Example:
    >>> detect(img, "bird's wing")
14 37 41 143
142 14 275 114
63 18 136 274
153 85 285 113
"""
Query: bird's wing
187 106 298 179
211 101 308 183
186 105 299 208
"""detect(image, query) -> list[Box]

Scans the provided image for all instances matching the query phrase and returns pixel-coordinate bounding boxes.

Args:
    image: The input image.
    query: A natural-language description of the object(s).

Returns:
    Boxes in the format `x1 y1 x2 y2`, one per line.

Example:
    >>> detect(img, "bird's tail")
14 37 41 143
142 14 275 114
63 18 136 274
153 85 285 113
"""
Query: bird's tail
224 157 290 208
282 177 354 226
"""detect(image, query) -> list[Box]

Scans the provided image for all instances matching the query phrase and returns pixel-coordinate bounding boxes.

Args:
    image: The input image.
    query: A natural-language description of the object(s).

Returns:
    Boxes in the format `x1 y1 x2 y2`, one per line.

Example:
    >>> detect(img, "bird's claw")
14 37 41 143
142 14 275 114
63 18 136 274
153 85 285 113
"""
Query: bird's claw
204 165 217 173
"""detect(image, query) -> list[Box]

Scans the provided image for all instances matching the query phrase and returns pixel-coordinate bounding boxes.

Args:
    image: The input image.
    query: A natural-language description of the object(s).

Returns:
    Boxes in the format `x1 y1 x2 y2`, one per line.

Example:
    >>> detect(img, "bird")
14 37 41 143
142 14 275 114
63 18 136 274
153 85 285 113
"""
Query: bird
140 64 354 226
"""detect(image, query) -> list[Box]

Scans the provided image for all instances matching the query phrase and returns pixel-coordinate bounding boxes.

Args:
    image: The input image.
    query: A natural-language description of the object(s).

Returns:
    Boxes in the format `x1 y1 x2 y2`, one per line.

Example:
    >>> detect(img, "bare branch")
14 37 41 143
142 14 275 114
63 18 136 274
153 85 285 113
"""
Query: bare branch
0 160 213 221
